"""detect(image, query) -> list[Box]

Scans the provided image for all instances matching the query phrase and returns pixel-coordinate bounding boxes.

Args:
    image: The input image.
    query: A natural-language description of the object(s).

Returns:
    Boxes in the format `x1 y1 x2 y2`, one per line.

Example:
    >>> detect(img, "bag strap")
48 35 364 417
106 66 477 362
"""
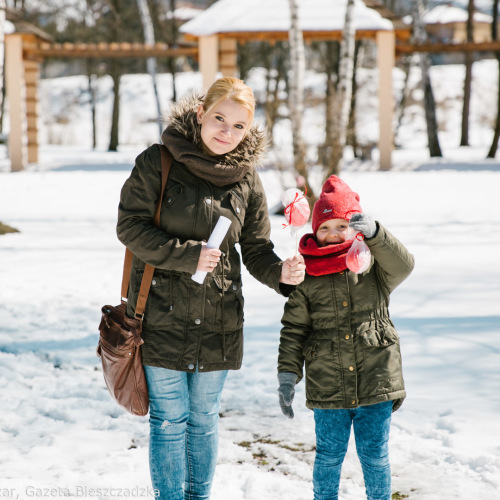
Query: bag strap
120 144 173 320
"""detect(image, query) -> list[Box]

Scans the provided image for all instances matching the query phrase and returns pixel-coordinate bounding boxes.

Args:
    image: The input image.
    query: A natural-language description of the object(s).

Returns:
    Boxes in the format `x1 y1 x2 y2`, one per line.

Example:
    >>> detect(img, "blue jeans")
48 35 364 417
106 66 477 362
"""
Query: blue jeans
144 365 228 500
313 401 393 500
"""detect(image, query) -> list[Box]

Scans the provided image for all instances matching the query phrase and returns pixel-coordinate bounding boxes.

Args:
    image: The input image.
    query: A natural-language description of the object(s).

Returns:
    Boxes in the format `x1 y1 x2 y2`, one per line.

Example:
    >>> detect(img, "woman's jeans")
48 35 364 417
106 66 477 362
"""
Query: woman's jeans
144 365 228 500
313 401 393 500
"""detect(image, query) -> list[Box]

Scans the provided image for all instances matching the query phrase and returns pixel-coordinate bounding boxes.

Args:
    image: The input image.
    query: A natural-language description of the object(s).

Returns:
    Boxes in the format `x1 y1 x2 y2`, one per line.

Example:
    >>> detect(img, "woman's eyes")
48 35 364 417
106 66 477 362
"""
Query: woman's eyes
215 115 244 129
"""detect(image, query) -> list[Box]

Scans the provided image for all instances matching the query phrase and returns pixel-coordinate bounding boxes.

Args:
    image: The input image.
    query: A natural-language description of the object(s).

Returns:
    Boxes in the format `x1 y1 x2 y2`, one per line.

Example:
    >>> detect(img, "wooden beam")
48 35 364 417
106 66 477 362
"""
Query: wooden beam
185 29 410 44
23 42 198 59
397 40 500 55
219 38 238 77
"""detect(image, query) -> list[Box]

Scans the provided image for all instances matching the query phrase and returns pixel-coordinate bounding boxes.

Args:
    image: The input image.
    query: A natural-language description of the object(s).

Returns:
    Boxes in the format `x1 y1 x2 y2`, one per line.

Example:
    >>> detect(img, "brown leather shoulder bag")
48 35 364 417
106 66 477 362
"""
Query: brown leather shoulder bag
97 144 172 416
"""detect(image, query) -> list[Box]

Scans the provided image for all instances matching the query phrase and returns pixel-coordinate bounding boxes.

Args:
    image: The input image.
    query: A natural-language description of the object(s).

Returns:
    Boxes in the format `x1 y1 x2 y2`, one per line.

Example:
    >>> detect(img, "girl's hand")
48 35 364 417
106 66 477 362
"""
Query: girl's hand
196 243 222 273
280 255 305 285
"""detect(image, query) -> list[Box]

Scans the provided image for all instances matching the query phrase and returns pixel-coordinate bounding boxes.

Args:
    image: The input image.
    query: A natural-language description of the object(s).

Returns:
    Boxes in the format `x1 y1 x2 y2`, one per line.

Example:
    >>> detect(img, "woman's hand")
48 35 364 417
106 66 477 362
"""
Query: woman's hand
280 254 306 285
196 243 222 273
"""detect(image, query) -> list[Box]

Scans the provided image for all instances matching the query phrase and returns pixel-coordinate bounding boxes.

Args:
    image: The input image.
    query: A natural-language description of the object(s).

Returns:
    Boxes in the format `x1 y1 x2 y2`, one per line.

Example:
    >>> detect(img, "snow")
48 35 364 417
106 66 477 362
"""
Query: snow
1 62 500 499
424 5 493 25
179 0 393 37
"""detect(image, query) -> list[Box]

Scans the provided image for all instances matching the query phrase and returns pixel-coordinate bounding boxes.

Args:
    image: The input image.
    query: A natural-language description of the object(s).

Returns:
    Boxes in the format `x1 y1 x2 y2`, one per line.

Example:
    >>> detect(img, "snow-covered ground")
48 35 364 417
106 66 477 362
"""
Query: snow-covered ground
0 61 499 499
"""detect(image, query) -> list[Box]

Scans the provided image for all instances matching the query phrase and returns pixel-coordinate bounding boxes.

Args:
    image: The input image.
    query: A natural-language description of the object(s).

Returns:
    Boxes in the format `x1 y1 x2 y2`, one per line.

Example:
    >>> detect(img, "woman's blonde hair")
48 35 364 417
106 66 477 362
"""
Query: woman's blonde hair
203 77 256 125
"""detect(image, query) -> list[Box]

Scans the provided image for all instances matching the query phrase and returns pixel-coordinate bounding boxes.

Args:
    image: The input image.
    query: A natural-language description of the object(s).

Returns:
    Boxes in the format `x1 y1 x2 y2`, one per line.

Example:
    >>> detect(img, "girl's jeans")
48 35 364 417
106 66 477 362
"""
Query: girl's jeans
144 365 228 500
313 401 393 500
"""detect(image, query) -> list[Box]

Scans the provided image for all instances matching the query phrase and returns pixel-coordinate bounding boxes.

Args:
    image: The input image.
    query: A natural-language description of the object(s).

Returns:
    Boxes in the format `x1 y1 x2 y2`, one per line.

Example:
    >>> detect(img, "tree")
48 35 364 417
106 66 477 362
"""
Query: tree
412 0 442 157
150 0 179 102
487 0 500 158
317 41 339 169
324 0 356 179
287 0 309 192
460 0 474 146
0 0 5 132
137 0 162 138
95 0 143 151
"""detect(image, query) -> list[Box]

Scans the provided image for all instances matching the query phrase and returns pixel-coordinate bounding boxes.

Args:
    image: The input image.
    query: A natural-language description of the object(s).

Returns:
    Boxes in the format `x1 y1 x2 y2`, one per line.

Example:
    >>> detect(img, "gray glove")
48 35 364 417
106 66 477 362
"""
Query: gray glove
349 213 377 239
278 372 297 419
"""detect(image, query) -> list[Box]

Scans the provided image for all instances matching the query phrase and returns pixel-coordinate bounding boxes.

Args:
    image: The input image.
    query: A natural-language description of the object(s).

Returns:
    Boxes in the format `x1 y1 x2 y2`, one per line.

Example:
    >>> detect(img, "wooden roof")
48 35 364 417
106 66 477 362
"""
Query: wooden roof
180 0 411 42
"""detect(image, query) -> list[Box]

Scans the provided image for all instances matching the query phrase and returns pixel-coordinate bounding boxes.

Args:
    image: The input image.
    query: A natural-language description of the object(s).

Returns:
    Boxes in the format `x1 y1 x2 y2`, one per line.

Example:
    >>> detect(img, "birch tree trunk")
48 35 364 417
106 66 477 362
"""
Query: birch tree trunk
137 0 162 138
324 0 356 179
460 0 474 146
394 54 416 147
287 0 309 192
413 0 442 157
0 0 6 131
487 0 500 158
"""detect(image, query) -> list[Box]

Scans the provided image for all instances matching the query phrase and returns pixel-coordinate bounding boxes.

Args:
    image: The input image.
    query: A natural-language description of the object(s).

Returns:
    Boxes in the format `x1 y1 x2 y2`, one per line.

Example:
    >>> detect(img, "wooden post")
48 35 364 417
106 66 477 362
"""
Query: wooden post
24 57 40 164
219 38 238 77
376 30 395 171
198 35 219 89
5 34 27 172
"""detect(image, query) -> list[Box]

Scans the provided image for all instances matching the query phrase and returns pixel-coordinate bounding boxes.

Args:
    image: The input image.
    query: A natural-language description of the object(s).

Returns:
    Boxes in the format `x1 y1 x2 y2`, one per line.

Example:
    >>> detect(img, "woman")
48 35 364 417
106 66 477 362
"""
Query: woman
117 77 305 500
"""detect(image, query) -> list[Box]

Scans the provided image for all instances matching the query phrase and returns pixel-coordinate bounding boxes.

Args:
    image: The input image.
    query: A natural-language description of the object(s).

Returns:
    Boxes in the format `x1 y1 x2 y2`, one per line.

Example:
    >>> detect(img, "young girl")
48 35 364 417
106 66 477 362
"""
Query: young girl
117 77 305 500
277 175 414 500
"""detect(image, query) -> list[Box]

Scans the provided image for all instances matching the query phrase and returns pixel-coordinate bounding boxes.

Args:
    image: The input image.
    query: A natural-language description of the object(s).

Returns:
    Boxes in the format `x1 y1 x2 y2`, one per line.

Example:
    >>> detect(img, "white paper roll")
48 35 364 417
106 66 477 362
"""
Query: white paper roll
191 216 232 284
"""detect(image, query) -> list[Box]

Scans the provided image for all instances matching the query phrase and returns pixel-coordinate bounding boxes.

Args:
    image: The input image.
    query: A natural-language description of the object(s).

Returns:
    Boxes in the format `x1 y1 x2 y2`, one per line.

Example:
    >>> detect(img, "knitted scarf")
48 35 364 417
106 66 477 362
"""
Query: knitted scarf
162 127 250 187
299 233 354 276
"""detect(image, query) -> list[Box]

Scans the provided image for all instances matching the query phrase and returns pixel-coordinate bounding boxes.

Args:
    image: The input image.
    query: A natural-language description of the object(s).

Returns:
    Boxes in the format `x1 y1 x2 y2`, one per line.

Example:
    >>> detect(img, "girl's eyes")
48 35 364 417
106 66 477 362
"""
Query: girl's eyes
235 124 244 129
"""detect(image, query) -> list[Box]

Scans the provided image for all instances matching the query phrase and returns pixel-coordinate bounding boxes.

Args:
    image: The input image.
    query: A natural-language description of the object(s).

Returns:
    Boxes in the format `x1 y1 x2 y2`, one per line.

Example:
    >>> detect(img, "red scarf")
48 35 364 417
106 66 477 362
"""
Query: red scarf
299 233 354 276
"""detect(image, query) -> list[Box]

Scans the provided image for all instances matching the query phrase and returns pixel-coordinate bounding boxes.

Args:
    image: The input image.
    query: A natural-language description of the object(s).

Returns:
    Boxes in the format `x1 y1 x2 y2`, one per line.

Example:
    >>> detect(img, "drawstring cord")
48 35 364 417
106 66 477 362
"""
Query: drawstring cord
221 251 227 361
169 271 173 311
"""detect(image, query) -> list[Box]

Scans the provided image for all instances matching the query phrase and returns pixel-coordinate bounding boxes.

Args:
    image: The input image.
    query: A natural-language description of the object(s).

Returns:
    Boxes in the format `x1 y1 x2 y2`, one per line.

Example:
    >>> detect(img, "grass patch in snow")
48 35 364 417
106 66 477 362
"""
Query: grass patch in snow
0 221 20 234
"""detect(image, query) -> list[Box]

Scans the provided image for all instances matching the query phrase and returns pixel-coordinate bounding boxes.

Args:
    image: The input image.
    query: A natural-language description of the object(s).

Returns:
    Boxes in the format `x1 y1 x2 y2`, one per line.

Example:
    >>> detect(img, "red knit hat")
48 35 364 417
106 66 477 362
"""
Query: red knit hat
312 175 362 233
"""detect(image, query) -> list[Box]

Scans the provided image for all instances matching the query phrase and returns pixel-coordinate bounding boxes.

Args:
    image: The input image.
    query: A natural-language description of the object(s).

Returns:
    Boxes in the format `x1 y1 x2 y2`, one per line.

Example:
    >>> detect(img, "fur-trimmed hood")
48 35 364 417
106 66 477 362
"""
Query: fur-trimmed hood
161 93 269 184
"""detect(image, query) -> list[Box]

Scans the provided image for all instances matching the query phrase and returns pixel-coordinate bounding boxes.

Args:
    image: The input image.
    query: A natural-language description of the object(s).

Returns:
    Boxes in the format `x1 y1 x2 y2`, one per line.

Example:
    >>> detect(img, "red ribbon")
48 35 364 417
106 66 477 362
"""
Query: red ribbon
282 187 308 229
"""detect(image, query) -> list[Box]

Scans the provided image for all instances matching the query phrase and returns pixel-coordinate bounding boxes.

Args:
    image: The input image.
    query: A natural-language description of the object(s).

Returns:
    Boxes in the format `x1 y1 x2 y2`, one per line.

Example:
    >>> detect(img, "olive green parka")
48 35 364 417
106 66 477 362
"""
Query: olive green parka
278 224 414 412
117 95 290 373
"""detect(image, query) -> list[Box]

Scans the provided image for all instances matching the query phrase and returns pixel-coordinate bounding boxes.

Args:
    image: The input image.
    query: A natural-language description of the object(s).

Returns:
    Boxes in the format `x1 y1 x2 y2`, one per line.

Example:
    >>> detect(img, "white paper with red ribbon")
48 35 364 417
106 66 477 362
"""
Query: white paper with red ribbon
282 188 311 254
346 232 371 274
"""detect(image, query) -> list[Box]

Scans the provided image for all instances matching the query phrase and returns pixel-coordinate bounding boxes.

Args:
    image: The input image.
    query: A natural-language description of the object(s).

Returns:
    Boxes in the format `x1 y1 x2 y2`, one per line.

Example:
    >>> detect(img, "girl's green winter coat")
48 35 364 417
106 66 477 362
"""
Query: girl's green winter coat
117 96 289 373
278 225 414 412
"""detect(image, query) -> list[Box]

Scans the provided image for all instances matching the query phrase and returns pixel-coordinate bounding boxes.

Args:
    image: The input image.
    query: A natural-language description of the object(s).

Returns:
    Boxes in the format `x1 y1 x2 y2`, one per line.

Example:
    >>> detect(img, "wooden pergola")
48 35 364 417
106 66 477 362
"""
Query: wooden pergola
179 0 411 171
7 0 500 173
4 32 198 172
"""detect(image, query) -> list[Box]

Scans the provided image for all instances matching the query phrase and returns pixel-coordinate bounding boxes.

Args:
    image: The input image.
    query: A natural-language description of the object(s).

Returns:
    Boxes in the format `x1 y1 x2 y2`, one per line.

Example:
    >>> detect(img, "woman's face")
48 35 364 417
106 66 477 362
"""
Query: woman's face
197 99 250 155
316 218 350 247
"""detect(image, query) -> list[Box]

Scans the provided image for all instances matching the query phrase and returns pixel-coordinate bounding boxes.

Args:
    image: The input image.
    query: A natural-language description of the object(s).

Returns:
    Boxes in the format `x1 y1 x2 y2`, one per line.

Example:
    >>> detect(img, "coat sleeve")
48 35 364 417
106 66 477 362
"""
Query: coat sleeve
278 286 312 383
238 171 285 294
116 146 201 273
365 223 415 294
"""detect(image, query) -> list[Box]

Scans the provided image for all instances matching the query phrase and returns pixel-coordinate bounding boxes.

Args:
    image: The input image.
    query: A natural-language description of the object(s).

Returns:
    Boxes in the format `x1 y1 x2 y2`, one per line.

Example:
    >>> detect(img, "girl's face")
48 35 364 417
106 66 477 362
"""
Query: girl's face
316 218 350 247
197 99 250 156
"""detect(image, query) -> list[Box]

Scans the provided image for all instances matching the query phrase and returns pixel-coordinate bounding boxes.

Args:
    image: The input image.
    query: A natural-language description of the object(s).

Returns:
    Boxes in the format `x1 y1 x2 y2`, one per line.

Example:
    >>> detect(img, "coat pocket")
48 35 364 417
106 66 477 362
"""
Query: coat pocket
303 339 341 400
133 270 181 328
357 320 404 395
229 190 246 225
211 276 244 332
359 321 399 347
164 183 183 207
